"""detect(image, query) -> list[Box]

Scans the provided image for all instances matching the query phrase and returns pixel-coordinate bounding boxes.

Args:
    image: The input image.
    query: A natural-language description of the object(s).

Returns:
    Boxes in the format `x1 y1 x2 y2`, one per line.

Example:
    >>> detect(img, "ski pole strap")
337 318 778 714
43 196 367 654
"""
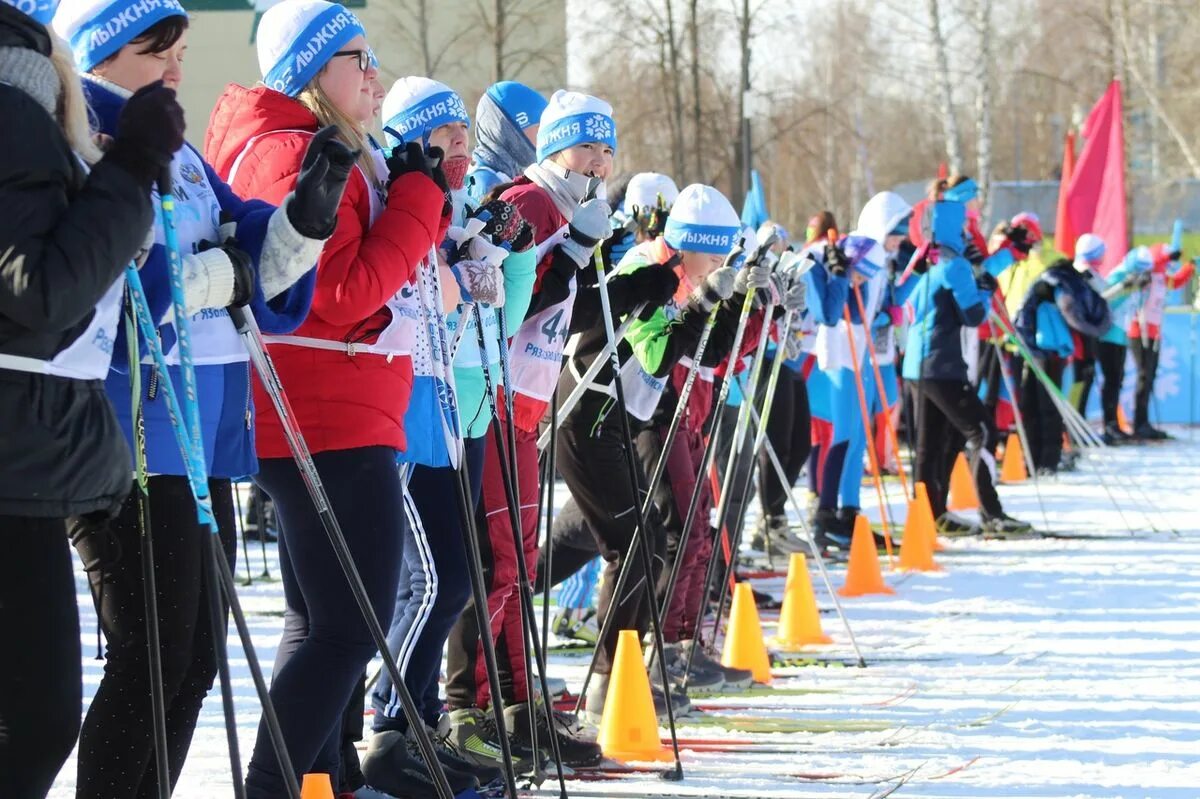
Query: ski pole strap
125 264 217 530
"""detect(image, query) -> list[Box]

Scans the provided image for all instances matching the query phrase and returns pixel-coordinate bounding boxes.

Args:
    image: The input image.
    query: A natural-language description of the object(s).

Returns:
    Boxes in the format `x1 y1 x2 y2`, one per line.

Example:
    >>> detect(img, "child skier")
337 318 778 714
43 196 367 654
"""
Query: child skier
53 1 352 794
466 80 547 204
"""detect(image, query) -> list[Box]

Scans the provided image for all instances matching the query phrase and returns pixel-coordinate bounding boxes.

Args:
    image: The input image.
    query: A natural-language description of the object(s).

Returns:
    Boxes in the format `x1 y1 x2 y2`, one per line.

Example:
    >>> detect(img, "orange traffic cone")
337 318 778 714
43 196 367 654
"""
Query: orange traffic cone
838 515 896 597
774 553 832 649
301 774 335 799
597 630 672 762
722 582 774 683
1000 433 1028 483
947 453 979 511
899 482 942 572
1117 404 1132 434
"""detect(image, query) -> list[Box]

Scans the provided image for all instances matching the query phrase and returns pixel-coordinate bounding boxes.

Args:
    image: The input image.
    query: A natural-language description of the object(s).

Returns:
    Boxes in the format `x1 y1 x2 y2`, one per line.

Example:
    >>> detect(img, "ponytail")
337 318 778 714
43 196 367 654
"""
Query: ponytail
50 34 103 165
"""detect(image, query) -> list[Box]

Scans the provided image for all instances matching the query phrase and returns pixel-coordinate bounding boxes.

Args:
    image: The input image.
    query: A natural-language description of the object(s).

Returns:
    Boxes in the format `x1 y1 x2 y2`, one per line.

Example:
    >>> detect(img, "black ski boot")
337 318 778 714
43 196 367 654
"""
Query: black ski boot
359 729 479 799
505 700 603 767
1102 422 1133 445
811 508 849 553
837 507 889 549
1134 422 1169 441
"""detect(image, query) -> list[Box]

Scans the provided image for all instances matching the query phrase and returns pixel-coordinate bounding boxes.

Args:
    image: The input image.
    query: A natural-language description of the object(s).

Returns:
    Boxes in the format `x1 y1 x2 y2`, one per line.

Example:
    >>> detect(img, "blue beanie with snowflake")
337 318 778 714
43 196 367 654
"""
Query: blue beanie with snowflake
536 89 617 163
382 76 470 148
5 0 58 24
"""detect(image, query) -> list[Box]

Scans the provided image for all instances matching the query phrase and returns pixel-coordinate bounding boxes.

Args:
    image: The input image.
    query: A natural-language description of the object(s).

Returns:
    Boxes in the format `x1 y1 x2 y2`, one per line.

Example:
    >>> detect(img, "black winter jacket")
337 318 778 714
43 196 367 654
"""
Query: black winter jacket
0 6 154 518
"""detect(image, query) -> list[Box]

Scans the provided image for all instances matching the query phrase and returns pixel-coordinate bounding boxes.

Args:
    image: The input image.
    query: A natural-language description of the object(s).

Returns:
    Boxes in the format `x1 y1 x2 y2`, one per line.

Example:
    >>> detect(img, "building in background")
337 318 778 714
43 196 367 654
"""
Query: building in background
184 0 567 140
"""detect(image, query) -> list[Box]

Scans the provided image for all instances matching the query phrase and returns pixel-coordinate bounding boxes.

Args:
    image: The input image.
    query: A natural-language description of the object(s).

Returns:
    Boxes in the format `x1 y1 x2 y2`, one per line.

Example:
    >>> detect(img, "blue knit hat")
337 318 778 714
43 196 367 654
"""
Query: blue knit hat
5 0 58 24
53 0 186 72
256 0 366 98
663 184 741 255
536 89 617 163
382 76 469 148
485 80 547 131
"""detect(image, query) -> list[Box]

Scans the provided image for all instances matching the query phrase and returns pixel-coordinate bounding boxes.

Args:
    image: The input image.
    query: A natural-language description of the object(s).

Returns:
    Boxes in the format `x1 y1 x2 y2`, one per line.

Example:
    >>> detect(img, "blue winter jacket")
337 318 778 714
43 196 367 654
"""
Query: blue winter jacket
87 80 315 479
900 252 995 382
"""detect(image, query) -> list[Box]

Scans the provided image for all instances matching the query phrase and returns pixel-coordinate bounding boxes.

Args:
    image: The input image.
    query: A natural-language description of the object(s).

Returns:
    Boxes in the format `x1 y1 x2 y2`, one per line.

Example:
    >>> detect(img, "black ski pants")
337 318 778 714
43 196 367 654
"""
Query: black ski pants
1019 356 1066 471
553 417 665 675
910 379 1004 520
73 476 236 799
758 363 811 521
1128 336 1160 428
0 517 81 799
1098 341 1127 428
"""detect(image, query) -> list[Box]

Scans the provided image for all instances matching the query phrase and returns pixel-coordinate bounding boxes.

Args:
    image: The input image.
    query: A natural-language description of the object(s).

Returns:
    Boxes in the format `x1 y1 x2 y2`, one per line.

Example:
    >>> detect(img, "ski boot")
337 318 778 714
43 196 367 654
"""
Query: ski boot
1134 422 1169 441
838 507 889 550
678 638 754 691
505 700 602 767
585 671 691 725
446 707 543 778
811 508 850 553
552 607 599 645
1102 422 1133 445
979 513 1037 539
751 515 809 559
360 729 479 799
429 713 502 788
936 512 980 537
648 641 725 696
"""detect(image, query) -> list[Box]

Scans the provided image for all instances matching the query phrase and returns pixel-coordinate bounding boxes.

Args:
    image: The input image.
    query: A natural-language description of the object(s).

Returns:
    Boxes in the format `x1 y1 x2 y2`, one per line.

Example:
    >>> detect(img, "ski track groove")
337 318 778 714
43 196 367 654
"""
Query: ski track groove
47 431 1200 798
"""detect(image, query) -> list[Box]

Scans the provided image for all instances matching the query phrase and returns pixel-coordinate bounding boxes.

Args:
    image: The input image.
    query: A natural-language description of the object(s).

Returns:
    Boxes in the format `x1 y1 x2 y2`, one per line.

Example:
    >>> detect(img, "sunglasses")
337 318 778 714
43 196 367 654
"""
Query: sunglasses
332 49 370 72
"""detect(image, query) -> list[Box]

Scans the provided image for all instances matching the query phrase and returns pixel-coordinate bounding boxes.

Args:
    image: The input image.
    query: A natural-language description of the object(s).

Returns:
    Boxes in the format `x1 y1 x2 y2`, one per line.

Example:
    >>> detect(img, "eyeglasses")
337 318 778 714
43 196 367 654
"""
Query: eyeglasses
332 49 370 72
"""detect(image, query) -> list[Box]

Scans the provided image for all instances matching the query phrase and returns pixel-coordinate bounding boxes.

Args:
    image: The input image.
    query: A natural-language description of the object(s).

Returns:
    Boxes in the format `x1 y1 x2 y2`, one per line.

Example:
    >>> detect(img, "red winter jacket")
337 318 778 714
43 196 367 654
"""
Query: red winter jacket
204 84 449 457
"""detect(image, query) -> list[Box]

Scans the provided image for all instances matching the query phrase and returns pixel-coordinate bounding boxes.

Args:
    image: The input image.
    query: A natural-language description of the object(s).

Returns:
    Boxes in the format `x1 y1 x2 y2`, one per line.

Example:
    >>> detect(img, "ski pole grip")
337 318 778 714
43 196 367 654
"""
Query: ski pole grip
157 167 172 198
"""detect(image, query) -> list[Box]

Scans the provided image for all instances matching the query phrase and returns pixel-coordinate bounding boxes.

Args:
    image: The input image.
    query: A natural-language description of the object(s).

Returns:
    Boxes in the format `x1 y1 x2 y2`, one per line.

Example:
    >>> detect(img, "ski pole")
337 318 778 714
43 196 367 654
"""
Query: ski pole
573 299 724 714
227 305 454 799
708 309 798 649
991 338 1052 533
742 396 867 665
578 198 684 779
124 264 297 799
535 303 645 452
121 290 170 799
699 294 780 662
841 302 897 563
852 285 910 497
471 303 566 793
233 482 253 585
540 393 557 688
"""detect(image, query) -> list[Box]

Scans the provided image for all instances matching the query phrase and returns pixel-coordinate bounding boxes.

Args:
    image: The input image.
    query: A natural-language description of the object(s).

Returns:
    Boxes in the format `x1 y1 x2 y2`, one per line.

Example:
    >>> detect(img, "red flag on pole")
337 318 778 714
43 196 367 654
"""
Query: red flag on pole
1054 130 1077 256
1064 80 1128 276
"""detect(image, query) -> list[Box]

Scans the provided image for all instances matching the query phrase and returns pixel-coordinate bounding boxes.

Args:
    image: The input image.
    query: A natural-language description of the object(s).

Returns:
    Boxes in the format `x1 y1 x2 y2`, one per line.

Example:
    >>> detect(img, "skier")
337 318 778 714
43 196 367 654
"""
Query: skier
444 89 646 769
363 75 542 793
551 182 771 716
204 1 455 794
0 2 179 795
1124 243 1195 439
807 191 913 547
799 212 838 522
1013 252 1111 476
52 1 354 794
902 188 1033 537
1067 234 1123 441
466 79 547 204
547 170 681 641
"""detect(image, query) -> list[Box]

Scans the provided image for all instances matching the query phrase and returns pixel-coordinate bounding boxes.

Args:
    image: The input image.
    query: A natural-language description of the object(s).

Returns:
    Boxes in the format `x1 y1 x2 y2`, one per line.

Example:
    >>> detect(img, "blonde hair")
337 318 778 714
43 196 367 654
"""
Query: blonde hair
50 35 103 165
296 73 376 184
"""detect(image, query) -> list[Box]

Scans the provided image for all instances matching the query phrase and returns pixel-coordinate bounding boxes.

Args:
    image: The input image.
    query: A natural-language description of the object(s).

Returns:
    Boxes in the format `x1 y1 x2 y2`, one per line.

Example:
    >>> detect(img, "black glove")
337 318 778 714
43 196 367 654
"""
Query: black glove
386 141 451 207
469 199 526 249
1003 224 1032 254
1136 271 1153 288
105 80 186 187
510 220 534 253
287 125 359 239
1168 249 1183 261
629 263 680 306
963 239 986 267
976 271 998 294
199 238 255 308
1032 279 1055 302
825 242 850 277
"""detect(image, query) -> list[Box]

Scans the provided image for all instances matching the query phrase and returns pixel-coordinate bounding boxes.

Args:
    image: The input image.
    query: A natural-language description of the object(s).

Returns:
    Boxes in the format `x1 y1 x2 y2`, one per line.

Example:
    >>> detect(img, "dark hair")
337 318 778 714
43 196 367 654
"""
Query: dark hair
132 15 189 55
806 210 838 244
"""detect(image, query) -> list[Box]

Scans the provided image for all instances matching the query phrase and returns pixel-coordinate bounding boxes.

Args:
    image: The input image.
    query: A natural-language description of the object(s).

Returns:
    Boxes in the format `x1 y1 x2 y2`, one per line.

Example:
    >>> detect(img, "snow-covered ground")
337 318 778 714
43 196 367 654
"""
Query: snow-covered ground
51 430 1200 798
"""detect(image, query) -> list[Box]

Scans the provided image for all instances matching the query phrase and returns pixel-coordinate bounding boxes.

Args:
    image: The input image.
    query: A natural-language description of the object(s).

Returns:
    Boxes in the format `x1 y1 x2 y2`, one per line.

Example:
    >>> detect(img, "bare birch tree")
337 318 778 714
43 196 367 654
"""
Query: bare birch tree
927 0 964 175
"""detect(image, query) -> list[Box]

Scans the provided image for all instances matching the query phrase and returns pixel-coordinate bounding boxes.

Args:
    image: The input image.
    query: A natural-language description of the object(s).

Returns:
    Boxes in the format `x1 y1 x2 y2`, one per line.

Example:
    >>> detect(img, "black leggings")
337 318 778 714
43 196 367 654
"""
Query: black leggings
1097 341 1127 428
73 477 236 799
0 517 81 799
910 380 1004 519
758 364 811 521
1019 356 1066 471
554 418 665 675
1128 336 1160 428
